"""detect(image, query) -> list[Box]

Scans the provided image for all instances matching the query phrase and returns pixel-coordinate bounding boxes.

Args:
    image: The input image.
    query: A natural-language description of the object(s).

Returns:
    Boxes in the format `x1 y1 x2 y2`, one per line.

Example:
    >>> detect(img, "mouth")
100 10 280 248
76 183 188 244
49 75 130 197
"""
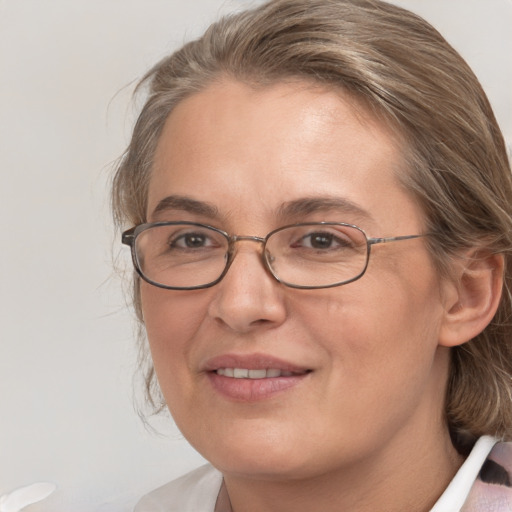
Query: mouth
203 353 312 401
215 368 309 379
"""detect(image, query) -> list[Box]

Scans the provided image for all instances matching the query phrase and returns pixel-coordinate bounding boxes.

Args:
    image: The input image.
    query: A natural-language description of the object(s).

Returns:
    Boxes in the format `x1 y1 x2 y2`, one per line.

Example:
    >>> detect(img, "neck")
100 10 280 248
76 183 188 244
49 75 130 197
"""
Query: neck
222 424 463 512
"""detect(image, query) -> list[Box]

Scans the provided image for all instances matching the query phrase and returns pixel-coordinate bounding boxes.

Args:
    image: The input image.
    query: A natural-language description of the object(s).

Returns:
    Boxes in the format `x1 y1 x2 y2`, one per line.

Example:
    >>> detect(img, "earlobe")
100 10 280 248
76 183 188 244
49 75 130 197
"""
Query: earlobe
438 250 504 348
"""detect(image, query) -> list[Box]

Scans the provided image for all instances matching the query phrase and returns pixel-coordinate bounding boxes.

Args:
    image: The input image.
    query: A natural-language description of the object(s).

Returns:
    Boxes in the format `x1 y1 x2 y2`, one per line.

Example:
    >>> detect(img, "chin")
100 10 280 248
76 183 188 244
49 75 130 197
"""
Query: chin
190 423 337 481
212 452 322 482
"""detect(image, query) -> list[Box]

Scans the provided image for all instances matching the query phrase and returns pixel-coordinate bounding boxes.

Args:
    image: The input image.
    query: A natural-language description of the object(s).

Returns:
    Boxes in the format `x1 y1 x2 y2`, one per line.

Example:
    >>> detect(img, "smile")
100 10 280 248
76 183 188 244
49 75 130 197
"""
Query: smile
215 368 306 378
203 353 312 401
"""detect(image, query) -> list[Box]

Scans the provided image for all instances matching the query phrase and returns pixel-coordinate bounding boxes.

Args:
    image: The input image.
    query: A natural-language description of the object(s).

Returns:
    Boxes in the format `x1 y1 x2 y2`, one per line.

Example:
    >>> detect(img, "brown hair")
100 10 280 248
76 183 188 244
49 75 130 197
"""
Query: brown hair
112 0 512 443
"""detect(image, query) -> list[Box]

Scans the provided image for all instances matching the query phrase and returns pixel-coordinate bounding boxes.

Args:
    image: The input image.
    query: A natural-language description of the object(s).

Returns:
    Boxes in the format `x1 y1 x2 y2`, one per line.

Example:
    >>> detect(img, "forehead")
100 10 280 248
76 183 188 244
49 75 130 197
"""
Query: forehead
148 79 418 232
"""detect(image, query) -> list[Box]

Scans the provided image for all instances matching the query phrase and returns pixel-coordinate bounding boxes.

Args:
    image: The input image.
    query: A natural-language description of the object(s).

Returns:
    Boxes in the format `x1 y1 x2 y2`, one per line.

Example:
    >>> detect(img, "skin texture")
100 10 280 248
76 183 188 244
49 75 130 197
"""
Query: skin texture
141 79 468 511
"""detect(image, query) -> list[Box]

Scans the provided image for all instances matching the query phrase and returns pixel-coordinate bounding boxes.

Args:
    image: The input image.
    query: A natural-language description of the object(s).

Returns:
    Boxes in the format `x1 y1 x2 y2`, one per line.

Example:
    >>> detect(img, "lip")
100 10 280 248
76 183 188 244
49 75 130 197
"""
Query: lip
203 353 310 373
202 353 312 402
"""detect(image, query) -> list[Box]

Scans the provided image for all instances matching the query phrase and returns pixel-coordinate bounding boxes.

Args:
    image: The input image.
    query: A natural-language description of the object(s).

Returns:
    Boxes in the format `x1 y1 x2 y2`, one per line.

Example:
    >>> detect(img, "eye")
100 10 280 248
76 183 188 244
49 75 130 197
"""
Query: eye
294 231 354 250
170 231 218 249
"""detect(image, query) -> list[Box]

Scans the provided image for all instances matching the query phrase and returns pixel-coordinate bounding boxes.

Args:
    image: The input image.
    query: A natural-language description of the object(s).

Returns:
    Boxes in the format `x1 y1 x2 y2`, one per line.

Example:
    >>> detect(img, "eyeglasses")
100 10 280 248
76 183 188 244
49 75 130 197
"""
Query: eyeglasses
122 221 425 290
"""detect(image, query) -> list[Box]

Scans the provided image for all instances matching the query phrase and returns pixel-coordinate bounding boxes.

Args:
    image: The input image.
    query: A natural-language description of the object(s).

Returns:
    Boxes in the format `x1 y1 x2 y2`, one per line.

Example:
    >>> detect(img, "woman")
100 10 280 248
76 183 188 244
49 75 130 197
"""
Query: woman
113 0 512 510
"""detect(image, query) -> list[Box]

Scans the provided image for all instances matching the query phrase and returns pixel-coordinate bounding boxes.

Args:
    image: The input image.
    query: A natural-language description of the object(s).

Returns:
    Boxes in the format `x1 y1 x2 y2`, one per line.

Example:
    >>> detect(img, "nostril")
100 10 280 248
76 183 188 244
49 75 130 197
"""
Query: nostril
251 318 272 326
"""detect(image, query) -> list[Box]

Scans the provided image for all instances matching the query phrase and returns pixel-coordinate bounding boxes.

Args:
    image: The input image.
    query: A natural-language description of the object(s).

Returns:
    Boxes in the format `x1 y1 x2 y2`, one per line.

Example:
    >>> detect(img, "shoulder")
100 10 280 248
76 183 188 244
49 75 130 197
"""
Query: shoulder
134 464 223 512
462 441 512 511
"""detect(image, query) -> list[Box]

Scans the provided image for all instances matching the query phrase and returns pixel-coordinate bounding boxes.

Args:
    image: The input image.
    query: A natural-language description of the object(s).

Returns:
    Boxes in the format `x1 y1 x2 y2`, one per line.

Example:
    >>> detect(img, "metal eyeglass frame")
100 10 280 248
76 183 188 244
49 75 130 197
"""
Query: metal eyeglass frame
122 221 426 290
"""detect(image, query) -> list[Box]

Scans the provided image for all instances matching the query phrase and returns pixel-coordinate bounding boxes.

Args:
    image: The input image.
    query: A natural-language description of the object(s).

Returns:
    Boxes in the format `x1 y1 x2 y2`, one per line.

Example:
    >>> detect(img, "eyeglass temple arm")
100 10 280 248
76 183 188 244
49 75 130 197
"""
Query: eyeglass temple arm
368 234 426 246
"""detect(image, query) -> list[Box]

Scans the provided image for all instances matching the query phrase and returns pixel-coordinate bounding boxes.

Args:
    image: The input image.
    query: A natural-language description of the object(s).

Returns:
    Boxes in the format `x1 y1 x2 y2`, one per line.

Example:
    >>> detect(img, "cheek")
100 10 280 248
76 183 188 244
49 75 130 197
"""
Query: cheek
140 285 209 382
139 285 219 434
294 260 444 379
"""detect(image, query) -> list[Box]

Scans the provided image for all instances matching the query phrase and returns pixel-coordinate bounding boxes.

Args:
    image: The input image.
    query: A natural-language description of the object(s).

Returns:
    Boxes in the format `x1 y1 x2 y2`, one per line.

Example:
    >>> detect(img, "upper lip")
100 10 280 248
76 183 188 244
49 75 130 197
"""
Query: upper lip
202 353 311 373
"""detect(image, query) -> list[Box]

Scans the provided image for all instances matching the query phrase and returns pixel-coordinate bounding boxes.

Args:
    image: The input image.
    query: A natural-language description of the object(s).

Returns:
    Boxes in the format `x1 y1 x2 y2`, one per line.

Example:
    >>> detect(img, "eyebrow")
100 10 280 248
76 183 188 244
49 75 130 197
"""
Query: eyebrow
277 196 373 223
151 195 219 220
150 194 373 225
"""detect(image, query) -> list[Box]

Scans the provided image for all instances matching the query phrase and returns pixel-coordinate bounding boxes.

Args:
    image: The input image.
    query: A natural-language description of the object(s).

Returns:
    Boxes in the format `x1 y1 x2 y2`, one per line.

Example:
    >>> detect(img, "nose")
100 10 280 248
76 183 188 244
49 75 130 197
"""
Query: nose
207 242 287 333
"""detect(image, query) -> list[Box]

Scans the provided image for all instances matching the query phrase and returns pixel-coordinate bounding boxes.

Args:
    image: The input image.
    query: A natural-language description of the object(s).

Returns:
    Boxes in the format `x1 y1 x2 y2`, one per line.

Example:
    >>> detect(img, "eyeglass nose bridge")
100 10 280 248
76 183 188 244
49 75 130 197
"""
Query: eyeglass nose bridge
223 234 278 281
230 234 266 244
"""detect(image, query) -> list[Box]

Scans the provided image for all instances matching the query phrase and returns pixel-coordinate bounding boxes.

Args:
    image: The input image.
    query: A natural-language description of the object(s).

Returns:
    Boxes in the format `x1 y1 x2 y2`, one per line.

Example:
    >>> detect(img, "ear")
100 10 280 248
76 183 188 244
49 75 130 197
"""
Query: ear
438 250 504 347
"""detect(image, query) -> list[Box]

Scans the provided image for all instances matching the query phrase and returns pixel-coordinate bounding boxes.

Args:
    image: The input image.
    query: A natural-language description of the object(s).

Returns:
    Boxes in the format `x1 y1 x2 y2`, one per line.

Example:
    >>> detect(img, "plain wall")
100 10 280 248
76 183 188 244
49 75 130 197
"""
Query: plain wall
1 1 510 510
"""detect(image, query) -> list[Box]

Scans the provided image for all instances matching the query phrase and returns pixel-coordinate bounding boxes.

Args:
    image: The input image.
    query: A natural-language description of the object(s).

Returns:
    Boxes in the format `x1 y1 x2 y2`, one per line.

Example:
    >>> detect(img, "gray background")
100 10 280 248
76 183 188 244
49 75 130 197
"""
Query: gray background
1 1 510 510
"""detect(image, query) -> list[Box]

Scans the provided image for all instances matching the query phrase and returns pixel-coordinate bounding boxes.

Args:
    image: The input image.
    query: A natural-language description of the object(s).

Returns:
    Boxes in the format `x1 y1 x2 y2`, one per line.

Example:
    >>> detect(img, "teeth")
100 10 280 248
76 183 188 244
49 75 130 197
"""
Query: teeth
248 369 267 379
233 368 249 378
215 368 302 379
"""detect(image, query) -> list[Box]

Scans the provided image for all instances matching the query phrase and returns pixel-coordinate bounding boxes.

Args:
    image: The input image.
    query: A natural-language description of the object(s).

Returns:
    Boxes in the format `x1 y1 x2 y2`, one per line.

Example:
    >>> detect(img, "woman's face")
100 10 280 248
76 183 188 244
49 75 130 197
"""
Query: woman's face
141 79 453 479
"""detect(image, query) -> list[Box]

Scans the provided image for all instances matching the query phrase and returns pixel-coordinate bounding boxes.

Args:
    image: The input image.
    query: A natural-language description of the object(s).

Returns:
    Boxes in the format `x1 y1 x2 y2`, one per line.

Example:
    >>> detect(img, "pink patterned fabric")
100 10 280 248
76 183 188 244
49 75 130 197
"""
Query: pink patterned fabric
462 442 512 511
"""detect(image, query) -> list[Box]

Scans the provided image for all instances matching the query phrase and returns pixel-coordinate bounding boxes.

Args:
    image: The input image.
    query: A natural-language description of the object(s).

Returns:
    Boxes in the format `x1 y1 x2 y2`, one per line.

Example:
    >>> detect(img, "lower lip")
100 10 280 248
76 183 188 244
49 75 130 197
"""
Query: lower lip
207 372 309 401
